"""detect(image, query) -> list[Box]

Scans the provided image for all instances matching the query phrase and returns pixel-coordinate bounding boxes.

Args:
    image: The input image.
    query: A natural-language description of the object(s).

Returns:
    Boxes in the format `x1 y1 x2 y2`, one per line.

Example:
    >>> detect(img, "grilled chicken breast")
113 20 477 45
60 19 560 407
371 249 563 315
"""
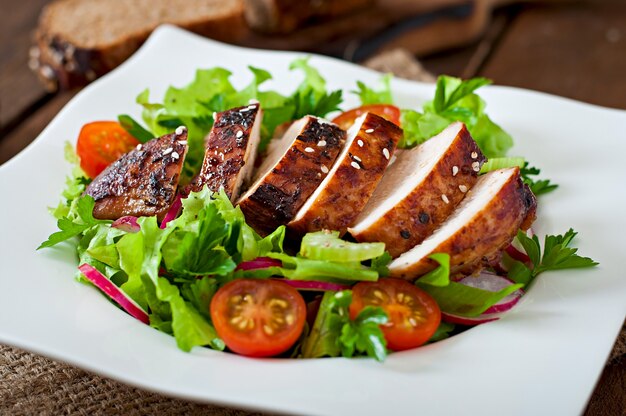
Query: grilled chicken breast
186 103 262 201
348 122 485 257
288 112 402 235
85 128 188 220
388 167 537 280
237 116 345 236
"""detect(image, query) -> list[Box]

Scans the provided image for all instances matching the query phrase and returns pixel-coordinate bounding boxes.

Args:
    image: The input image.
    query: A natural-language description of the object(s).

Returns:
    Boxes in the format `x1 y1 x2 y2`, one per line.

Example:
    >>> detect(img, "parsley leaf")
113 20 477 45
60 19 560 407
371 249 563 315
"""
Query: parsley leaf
507 229 599 285
520 162 559 196
301 290 388 361
38 196 111 249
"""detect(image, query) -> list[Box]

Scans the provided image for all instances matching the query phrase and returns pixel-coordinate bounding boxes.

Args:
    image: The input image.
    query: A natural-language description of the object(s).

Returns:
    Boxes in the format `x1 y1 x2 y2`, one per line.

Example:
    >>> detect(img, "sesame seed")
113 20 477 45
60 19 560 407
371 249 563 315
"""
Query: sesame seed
357 139 364 147
383 148 390 160
321 165 329 174
471 151 478 159
351 161 361 170
441 194 450 204
472 161 480 172
459 185 468 193
304 147 314 153
178 140 187 145
236 130 244 138
365 128 374 133
220 153 224 161
175 126 186 135
239 107 251 113
389 155 397 166
248 99 259 104
213 112 218 119
163 147 173 155
317 172 321 177
172 151 180 160
136 144 142 151
452 166 459 176
352 154 362 163
317 140 327 147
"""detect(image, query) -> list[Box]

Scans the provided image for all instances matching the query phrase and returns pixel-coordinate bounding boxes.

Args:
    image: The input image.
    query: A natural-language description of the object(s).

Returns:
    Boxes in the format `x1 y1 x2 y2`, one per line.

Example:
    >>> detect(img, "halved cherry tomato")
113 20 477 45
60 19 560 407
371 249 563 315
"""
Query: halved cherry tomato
76 121 140 178
210 279 306 357
350 278 441 351
331 104 401 130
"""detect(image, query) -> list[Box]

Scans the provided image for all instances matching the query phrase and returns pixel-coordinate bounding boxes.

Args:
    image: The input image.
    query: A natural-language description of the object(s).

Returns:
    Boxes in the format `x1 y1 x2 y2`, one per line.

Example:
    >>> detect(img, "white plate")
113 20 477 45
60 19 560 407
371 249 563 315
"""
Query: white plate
1 25 624 416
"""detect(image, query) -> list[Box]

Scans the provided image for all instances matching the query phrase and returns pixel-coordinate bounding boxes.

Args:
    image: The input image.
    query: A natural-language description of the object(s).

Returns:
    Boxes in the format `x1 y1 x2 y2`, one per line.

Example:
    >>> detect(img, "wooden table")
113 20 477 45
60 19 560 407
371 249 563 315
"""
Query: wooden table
1 1 624 414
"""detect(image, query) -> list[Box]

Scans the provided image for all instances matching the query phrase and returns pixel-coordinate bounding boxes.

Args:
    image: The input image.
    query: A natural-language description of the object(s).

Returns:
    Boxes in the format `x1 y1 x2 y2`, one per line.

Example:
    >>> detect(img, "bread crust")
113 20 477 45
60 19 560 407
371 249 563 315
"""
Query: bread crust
31 0 246 91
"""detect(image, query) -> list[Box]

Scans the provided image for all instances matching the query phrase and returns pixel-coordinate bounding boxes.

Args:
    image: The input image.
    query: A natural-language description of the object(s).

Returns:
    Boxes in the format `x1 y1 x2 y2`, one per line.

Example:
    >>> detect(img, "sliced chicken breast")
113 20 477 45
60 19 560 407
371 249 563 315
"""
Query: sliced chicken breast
388 167 537 280
288 112 402 235
85 128 188 220
237 116 345 235
348 122 485 257
186 103 262 201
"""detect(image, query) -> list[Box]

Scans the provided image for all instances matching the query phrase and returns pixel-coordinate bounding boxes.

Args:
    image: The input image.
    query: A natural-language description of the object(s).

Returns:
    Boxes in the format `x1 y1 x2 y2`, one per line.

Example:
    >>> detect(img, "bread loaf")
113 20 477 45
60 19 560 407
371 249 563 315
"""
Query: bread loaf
30 0 246 91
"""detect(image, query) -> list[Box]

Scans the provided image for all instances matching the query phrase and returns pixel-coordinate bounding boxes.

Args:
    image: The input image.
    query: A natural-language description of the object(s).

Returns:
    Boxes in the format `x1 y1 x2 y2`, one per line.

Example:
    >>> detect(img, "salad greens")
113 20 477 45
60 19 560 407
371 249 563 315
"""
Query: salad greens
41 58 598 361
506 229 598 286
302 290 388 362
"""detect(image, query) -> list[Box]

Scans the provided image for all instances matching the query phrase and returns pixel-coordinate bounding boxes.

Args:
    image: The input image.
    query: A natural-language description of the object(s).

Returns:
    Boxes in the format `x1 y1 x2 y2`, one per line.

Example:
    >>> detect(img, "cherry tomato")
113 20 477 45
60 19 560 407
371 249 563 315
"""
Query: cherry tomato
76 121 140 178
350 278 441 351
210 279 306 357
331 104 401 130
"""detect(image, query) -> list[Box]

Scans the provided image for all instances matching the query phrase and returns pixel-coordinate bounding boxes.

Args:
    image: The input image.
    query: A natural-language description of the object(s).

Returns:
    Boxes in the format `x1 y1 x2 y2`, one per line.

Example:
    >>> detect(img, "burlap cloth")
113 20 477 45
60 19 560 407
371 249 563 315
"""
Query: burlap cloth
1 50 624 415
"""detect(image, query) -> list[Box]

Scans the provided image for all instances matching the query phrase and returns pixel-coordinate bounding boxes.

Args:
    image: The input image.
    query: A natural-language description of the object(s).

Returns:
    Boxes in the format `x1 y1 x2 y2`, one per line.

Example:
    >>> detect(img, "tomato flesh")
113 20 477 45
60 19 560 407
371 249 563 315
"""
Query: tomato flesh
350 278 441 351
76 121 140 178
210 279 306 357
331 104 401 130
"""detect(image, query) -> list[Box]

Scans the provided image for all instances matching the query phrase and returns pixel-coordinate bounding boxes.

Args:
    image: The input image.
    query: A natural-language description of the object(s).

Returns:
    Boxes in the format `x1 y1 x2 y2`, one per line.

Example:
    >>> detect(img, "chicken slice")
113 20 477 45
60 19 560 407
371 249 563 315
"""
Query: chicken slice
348 122 486 257
388 167 537 280
85 128 188 220
237 116 345 236
288 112 402 235
186 103 262 201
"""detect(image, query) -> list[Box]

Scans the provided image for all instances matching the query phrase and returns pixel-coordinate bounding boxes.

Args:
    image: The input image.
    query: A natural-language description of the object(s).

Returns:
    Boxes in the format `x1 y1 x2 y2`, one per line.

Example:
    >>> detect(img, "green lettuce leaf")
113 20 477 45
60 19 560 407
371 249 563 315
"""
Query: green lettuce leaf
353 74 393 105
399 75 513 158
155 278 224 352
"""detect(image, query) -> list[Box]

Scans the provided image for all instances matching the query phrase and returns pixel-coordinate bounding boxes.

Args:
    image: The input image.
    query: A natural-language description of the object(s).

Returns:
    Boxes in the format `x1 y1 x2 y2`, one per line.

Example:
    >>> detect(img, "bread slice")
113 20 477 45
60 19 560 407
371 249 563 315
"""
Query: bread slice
288 112 402 236
243 0 373 34
237 116 345 236
348 122 485 258
186 103 262 201
31 0 245 90
388 167 537 280
85 128 189 221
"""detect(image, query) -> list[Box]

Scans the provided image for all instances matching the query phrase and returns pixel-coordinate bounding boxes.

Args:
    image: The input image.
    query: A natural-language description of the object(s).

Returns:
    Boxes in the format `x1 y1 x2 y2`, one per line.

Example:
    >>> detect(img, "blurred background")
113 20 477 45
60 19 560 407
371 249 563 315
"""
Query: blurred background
0 0 624 413
1 0 625 166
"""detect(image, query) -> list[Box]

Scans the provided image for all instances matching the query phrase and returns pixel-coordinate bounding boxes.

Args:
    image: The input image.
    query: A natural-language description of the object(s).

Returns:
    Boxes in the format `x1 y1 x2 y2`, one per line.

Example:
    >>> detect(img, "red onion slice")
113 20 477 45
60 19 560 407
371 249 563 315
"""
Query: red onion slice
443 271 524 325
111 216 140 233
160 194 183 229
78 264 150 325
236 257 282 271
273 278 350 292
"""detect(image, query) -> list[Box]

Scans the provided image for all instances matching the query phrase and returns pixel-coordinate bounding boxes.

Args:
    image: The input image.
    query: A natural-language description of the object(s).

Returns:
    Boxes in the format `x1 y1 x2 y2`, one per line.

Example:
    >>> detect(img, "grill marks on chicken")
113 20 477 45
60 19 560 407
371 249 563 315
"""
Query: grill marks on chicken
388 167 537 280
288 113 402 236
237 116 346 236
85 130 188 220
348 122 485 258
186 103 262 201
